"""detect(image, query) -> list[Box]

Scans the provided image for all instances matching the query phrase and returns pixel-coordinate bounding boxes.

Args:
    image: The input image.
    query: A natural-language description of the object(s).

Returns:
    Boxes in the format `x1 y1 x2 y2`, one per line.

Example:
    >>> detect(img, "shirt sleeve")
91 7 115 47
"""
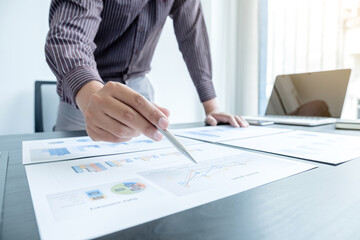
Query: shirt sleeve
45 0 104 106
170 0 216 103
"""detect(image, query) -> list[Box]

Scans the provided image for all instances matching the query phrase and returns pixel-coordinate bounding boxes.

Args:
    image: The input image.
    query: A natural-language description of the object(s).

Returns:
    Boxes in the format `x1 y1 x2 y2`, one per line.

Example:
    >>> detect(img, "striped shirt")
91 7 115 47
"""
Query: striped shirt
45 0 216 106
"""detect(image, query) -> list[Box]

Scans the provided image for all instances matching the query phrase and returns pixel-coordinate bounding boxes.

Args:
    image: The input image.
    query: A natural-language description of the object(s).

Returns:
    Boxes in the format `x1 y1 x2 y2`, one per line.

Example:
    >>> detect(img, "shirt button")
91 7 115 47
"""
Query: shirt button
134 49 139 55
138 26 144 32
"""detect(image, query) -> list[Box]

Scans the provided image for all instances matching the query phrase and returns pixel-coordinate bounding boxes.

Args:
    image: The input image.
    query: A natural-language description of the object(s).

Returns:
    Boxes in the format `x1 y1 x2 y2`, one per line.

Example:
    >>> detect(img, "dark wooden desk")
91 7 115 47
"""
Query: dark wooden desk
1 124 360 240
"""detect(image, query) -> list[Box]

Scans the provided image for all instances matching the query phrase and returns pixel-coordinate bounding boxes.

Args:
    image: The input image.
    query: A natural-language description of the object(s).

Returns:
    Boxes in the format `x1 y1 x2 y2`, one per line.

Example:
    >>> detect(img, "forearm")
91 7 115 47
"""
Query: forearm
45 0 103 105
171 0 216 102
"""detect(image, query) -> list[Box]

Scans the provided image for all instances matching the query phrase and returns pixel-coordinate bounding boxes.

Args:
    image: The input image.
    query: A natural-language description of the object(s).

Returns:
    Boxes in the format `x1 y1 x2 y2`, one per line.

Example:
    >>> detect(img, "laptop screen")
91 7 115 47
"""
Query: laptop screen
265 69 351 118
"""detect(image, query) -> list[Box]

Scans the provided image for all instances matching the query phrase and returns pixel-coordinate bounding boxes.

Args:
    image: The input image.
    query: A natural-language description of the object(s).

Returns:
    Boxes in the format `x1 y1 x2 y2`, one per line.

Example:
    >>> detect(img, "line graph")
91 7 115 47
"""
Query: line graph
179 161 247 188
140 155 254 196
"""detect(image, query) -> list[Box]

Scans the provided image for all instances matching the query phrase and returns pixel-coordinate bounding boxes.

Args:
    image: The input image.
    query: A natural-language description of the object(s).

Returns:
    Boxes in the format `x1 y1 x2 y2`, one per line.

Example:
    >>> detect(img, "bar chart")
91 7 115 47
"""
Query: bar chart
70 149 203 174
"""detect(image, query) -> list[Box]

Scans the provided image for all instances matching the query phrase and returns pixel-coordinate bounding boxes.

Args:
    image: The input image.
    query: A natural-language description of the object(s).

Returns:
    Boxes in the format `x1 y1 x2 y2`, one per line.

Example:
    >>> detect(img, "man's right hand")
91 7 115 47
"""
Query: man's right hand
75 81 170 143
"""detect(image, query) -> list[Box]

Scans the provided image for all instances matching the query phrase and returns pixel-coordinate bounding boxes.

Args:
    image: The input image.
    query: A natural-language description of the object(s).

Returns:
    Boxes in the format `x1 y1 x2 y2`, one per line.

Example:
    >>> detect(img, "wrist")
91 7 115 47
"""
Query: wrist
202 98 219 115
75 80 104 112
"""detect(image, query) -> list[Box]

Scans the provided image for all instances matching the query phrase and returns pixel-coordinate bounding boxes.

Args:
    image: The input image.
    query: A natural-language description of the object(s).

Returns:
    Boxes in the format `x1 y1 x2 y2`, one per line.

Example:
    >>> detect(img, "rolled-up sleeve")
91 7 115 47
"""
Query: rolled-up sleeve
45 0 104 106
170 0 216 102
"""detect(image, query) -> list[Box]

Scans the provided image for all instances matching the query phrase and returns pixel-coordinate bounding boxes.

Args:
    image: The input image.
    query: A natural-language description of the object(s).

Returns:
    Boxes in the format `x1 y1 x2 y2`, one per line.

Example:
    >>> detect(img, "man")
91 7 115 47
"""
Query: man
45 0 248 143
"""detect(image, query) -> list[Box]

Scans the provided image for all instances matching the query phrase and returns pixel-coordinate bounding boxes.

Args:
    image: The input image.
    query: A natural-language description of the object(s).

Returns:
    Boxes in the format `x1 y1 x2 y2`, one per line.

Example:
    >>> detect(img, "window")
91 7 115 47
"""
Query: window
266 0 360 118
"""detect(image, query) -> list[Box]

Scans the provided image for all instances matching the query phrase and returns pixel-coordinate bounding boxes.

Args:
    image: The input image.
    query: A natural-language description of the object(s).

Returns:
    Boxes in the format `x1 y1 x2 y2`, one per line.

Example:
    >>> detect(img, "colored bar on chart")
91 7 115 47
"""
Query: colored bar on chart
105 161 123 167
108 142 129 147
114 161 123 166
105 161 117 167
134 140 154 144
76 138 91 142
85 164 95 172
136 156 152 161
90 163 103 172
76 145 100 152
86 190 106 200
48 148 71 156
79 165 87 171
48 141 65 144
72 163 107 173
71 166 84 173
95 163 107 170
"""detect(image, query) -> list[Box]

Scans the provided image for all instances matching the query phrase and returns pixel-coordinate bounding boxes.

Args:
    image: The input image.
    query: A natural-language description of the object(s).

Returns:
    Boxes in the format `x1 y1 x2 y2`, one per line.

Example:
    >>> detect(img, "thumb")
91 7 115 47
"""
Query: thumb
205 115 218 126
153 103 170 118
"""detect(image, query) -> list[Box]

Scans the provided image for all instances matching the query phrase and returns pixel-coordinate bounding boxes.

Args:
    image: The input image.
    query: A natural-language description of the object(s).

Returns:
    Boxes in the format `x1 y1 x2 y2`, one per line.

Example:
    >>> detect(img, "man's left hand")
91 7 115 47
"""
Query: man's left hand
203 98 248 128
205 111 249 128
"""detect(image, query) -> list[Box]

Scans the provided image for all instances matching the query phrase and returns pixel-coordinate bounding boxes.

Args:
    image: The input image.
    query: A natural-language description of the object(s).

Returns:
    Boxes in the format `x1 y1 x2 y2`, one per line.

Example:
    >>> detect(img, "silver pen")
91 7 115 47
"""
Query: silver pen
157 127 197 164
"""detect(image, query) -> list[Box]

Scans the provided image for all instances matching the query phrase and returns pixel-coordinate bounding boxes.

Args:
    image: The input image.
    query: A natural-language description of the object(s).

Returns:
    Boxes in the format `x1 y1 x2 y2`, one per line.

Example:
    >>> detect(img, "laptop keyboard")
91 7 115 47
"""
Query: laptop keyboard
244 115 337 126
266 115 330 120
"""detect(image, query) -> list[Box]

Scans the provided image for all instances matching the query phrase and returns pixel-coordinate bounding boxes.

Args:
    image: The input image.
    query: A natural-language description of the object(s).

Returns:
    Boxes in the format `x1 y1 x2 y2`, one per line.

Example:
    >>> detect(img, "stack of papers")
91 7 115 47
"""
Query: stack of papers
22 135 197 165
335 119 360 130
175 126 360 165
24 139 315 239
173 125 291 142
22 125 360 239
222 131 360 164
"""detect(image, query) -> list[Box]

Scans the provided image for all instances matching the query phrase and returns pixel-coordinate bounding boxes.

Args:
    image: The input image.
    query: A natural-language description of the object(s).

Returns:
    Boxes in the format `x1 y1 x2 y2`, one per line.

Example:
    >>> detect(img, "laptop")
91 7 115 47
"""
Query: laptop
244 69 351 126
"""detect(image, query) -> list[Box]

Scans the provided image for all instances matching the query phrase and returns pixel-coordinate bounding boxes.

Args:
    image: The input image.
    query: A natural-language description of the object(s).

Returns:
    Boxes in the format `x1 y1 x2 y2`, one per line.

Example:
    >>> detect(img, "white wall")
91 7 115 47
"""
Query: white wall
203 0 260 116
148 19 204 125
0 0 204 135
0 0 260 135
235 0 260 115
0 0 54 135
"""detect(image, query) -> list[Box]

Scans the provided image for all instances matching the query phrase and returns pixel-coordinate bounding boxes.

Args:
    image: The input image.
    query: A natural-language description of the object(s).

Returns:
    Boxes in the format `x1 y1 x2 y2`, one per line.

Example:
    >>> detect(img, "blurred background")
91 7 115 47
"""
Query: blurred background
0 0 359 135
266 0 360 119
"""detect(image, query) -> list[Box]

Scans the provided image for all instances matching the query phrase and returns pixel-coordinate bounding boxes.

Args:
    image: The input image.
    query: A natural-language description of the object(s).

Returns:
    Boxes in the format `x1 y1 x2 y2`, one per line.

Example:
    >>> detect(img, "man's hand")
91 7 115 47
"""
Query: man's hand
203 99 249 127
76 81 170 143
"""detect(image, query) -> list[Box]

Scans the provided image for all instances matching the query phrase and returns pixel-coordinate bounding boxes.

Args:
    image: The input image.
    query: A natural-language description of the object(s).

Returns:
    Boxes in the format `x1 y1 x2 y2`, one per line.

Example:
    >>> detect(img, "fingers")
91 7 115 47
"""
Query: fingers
93 112 141 139
208 112 249 128
235 116 249 127
205 115 218 126
228 116 239 127
85 113 136 142
211 113 239 127
93 82 170 141
83 81 171 143
87 125 132 143
99 95 163 141
108 83 170 130
108 82 170 129
153 103 170 118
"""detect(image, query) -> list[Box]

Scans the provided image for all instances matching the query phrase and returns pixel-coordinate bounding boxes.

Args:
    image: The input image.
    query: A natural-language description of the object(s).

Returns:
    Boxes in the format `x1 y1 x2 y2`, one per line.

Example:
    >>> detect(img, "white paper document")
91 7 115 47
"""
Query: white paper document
25 143 315 240
174 125 292 142
22 135 197 165
223 130 360 164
